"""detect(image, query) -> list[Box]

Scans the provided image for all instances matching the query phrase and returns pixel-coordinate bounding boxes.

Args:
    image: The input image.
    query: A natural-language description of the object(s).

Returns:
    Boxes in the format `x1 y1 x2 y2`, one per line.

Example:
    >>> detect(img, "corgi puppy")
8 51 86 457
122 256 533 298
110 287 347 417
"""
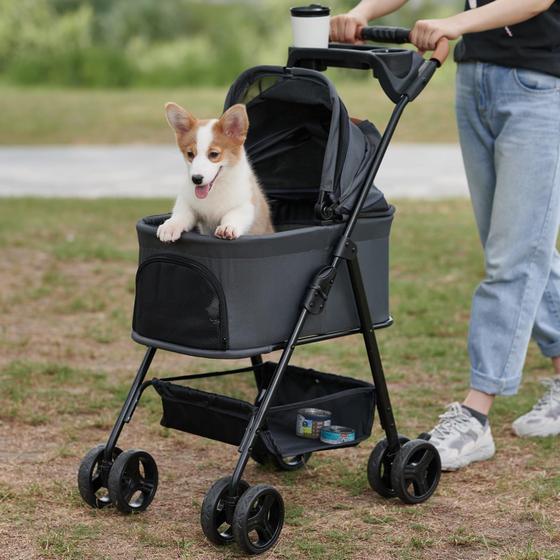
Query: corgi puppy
157 102 274 242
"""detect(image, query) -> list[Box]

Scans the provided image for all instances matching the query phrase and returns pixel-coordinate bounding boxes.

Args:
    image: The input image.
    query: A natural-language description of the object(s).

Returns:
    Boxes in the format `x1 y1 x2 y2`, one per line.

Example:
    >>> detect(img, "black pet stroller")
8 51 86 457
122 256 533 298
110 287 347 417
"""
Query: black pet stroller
78 27 448 555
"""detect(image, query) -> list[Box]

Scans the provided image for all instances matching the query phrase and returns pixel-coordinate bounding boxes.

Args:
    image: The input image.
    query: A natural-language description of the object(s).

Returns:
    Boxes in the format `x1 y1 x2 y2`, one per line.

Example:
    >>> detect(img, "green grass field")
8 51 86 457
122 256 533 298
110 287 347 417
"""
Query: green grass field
0 69 457 145
1 198 558 559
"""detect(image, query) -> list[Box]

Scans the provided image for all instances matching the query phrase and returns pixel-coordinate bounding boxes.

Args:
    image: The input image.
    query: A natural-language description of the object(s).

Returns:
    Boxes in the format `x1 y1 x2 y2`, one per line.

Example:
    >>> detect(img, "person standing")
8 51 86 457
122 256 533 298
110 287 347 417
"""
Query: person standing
331 0 560 470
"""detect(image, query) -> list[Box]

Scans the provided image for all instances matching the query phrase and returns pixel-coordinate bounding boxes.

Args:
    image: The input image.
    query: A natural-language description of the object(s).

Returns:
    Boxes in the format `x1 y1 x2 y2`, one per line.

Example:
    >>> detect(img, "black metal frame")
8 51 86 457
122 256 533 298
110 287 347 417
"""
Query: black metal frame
98 44 441 515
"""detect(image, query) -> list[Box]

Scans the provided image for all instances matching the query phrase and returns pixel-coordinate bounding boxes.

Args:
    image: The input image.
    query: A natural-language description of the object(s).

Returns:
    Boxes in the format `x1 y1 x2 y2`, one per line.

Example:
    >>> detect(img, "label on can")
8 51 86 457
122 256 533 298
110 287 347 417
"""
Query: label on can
320 425 356 445
296 409 332 439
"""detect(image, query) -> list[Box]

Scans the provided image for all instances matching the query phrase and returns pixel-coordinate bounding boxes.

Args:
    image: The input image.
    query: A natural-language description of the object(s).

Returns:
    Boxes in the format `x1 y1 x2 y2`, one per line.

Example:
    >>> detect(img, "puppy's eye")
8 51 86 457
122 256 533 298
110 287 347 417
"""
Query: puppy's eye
208 151 220 160
186 150 194 159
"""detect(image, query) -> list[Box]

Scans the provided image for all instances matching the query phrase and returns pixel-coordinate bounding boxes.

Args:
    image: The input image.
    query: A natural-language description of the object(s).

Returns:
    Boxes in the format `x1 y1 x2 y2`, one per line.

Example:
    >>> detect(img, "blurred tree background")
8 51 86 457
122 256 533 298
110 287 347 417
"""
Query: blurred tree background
0 0 462 88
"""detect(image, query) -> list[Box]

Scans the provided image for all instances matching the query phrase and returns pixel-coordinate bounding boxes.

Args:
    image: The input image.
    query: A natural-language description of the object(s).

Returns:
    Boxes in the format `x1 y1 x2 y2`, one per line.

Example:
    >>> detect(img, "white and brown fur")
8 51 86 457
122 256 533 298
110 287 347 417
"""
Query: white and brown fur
157 102 274 242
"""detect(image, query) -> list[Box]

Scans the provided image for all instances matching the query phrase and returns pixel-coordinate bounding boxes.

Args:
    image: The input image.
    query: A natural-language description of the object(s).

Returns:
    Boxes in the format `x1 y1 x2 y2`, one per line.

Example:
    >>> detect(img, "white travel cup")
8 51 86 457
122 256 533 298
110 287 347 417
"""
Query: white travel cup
290 5 331 49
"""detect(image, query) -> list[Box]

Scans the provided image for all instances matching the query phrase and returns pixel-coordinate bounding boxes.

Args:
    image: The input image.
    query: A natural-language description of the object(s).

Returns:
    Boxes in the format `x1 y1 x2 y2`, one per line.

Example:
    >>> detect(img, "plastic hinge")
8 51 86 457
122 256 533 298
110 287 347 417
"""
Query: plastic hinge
303 266 337 314
333 239 358 260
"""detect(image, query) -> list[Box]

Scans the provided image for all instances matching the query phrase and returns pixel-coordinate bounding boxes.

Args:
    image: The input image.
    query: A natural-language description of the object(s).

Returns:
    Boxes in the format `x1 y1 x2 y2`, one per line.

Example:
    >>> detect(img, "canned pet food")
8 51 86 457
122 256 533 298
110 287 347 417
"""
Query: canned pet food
296 408 332 439
320 425 356 445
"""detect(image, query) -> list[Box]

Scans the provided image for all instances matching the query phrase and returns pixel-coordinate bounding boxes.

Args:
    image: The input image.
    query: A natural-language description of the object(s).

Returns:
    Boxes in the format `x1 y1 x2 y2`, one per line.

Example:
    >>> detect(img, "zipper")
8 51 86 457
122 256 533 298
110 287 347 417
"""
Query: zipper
136 254 229 350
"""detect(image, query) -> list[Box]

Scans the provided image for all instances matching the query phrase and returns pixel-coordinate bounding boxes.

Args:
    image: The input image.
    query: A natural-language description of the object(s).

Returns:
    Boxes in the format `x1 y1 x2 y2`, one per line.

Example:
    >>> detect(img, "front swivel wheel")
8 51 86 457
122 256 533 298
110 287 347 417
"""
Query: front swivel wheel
233 484 284 555
78 444 122 508
391 440 441 504
200 476 250 546
107 449 158 513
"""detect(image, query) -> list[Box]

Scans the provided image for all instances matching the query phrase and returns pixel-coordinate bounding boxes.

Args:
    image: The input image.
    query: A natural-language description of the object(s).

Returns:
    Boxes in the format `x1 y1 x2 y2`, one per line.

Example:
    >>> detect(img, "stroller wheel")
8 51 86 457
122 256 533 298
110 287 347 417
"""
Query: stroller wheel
233 484 284 555
201 476 250 546
367 435 409 498
390 440 441 504
78 444 122 508
251 447 311 472
107 449 158 514
273 453 311 471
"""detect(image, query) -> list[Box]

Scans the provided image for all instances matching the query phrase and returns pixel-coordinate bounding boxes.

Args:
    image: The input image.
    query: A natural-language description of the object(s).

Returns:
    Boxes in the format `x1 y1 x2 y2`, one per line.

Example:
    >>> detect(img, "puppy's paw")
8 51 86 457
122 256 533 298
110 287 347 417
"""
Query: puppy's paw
157 219 186 242
215 224 240 240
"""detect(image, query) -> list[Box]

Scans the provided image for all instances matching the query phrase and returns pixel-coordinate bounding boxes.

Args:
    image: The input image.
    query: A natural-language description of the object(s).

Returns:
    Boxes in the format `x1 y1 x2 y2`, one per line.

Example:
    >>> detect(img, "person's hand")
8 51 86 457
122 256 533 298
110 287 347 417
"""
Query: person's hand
330 12 368 44
410 18 462 53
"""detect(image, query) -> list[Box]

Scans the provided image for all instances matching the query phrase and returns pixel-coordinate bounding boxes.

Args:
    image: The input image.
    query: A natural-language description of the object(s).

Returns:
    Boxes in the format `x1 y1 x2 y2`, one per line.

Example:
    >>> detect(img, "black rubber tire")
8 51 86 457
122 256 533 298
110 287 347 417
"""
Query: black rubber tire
251 447 311 472
390 439 441 504
200 477 250 546
367 435 409 498
232 484 284 555
107 449 158 514
77 444 122 508
272 453 311 471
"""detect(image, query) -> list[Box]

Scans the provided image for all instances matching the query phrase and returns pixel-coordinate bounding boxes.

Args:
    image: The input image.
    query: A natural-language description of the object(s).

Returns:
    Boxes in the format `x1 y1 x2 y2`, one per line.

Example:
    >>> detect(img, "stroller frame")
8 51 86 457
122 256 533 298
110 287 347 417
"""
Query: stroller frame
79 28 448 556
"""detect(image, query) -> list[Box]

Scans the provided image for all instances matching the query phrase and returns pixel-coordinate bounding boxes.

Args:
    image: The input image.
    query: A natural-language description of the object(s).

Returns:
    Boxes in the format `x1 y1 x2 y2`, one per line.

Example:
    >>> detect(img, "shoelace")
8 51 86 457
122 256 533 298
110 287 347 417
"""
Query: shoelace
531 377 560 412
431 403 473 439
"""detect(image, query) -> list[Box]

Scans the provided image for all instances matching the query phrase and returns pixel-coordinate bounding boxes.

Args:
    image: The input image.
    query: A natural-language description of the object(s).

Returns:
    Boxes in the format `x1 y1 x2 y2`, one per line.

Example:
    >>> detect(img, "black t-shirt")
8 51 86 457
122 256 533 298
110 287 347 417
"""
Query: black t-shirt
454 0 560 77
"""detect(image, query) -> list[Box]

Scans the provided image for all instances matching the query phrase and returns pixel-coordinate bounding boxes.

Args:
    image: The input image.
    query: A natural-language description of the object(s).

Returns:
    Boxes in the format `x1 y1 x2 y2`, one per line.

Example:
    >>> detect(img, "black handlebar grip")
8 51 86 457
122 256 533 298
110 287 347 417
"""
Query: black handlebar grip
361 26 410 44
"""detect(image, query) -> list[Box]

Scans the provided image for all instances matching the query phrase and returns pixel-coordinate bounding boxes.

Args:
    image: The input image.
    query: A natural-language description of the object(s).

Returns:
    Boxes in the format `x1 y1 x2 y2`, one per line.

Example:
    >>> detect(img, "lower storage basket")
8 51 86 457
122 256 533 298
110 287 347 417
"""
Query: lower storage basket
152 362 376 457
132 209 393 358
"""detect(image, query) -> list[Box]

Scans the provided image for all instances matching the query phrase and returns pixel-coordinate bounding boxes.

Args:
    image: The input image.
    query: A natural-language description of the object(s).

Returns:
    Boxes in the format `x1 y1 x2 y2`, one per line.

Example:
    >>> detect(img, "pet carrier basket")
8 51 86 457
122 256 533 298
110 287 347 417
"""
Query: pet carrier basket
78 27 449 556
132 63 394 357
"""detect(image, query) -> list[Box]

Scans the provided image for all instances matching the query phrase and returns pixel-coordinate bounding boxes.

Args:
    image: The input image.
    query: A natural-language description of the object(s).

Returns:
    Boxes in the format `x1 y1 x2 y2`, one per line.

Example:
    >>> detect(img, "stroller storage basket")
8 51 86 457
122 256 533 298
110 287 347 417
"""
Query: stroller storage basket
152 362 376 457
132 210 393 358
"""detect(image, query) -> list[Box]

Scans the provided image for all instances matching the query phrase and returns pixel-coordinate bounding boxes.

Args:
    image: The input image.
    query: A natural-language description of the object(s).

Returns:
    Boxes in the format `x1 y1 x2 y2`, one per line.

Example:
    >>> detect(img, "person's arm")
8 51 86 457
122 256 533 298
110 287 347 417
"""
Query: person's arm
330 0 408 43
411 0 556 51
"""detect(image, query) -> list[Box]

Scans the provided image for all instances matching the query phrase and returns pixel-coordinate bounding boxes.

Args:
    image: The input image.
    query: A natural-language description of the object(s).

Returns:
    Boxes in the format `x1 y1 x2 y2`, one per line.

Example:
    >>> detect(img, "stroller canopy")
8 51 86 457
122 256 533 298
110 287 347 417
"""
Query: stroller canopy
223 66 387 218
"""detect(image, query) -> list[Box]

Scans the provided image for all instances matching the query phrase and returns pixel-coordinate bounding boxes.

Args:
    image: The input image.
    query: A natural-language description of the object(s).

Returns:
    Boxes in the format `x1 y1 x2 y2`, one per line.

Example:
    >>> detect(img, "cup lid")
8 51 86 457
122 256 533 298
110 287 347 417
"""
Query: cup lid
290 4 330 17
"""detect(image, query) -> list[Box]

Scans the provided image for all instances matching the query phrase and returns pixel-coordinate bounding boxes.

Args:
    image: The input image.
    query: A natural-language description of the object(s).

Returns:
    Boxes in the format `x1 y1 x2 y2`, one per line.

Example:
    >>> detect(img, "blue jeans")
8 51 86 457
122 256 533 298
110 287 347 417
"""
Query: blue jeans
456 62 560 396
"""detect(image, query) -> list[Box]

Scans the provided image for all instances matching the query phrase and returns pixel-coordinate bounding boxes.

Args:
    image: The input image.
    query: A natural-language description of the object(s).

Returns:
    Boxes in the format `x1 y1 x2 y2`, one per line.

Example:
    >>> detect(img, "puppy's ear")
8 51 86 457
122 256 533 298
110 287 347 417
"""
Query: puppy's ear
218 104 248 144
165 102 195 134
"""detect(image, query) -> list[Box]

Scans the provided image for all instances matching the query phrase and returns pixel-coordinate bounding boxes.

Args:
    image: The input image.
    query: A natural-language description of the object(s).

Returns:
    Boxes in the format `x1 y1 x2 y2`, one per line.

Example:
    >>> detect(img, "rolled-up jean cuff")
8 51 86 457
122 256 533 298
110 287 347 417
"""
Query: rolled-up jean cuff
537 339 560 358
470 367 521 396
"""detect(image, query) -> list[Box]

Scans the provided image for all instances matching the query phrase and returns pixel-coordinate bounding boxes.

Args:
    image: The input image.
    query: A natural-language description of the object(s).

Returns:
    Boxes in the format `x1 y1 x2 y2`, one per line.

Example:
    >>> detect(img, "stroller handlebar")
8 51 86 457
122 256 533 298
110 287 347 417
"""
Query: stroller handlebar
360 26 450 67
360 26 410 44
286 26 448 103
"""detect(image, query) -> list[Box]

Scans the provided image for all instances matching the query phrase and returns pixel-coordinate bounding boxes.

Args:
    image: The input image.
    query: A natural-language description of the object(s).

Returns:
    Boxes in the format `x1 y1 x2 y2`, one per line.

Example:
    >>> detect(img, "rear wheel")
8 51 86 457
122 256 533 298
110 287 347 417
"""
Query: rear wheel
390 440 441 504
367 435 409 498
252 447 311 472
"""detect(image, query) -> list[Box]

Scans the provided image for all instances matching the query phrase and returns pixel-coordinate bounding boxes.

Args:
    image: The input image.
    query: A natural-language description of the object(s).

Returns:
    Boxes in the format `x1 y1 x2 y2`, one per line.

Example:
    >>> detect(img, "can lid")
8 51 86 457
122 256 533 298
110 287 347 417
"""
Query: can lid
290 5 330 17
297 407 332 420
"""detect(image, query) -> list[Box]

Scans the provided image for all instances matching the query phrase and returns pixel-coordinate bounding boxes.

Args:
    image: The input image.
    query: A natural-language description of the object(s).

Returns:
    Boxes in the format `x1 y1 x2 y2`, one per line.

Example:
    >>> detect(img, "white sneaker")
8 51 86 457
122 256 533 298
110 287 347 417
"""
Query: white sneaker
429 402 495 471
512 377 560 437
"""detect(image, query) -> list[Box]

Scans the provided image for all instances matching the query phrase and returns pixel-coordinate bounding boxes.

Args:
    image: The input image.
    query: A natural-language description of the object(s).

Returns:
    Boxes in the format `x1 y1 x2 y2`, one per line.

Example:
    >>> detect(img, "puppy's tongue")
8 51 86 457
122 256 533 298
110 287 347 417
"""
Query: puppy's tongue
194 184 211 199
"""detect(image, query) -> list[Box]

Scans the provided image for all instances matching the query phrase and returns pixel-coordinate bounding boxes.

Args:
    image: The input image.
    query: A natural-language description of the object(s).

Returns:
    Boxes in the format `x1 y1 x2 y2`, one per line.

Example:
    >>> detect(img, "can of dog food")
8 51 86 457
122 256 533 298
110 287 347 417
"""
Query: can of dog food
296 408 332 439
320 425 356 445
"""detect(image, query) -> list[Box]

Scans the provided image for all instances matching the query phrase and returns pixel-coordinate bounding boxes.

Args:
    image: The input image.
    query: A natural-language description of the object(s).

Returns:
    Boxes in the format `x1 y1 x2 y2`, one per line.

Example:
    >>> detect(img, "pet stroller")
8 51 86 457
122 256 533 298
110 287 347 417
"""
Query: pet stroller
78 27 448 555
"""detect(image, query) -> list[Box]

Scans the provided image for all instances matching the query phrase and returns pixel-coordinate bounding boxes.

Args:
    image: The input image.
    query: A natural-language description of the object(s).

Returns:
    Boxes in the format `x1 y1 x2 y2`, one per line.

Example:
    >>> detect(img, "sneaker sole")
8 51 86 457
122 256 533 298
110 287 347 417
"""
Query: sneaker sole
512 424 560 437
440 442 496 472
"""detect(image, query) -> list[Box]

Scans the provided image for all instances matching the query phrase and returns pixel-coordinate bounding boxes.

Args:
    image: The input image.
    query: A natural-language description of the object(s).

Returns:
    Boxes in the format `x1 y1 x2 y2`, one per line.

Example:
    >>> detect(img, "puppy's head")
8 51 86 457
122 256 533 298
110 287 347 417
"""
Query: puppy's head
165 102 249 200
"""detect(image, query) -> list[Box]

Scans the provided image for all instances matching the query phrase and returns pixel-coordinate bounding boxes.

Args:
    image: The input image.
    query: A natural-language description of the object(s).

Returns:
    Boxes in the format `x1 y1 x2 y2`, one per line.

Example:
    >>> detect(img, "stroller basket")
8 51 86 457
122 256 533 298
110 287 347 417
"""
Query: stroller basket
152 362 375 457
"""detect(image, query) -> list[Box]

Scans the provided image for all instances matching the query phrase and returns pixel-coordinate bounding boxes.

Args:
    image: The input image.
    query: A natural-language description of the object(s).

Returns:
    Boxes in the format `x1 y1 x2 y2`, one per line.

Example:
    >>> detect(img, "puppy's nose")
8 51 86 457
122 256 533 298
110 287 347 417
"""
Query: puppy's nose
192 174 204 185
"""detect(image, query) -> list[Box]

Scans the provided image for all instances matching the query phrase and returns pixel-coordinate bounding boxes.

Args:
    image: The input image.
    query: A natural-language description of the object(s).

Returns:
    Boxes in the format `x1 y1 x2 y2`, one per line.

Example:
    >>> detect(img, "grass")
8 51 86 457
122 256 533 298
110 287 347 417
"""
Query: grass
0 66 457 145
1 198 559 559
